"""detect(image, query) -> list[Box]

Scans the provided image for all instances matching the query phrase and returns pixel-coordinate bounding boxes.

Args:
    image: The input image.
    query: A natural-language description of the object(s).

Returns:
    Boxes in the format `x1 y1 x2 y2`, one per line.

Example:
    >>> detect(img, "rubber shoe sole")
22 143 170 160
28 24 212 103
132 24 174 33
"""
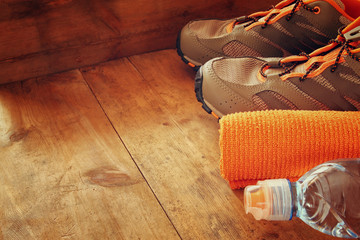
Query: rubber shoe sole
176 31 200 71
195 67 221 119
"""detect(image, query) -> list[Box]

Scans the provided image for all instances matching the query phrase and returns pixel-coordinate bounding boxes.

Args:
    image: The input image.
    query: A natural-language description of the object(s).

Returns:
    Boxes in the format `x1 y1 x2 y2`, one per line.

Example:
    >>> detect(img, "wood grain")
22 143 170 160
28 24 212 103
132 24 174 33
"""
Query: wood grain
81 49 337 239
0 70 180 239
0 0 277 84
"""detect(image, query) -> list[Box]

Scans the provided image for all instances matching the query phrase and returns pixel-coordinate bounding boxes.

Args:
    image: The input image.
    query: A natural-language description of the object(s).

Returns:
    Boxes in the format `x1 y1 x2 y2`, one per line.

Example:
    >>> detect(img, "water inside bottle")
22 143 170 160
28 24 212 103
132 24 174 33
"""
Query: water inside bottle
295 159 360 238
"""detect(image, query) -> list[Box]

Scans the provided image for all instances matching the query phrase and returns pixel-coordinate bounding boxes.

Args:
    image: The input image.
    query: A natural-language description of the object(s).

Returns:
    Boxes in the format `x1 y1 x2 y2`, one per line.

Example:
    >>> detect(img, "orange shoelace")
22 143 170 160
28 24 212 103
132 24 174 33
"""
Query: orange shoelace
258 18 360 82
227 0 320 33
227 0 355 33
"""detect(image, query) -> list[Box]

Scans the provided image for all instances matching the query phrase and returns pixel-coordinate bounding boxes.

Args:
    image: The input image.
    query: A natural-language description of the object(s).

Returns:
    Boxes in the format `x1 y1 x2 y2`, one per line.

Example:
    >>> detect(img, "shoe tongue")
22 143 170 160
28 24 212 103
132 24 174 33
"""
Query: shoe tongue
264 62 306 76
344 23 360 53
342 18 360 57
342 17 360 35
265 67 287 76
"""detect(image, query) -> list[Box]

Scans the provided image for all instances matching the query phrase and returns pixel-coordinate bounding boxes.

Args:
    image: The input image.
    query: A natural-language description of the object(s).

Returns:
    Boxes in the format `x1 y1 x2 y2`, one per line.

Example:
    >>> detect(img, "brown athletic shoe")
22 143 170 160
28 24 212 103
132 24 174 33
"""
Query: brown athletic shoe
177 0 359 69
195 18 360 118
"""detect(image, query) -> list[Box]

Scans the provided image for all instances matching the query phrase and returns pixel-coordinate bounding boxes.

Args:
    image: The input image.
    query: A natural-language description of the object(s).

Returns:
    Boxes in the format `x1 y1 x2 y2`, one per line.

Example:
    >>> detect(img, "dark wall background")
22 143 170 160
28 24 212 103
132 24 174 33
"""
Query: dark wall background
0 0 277 83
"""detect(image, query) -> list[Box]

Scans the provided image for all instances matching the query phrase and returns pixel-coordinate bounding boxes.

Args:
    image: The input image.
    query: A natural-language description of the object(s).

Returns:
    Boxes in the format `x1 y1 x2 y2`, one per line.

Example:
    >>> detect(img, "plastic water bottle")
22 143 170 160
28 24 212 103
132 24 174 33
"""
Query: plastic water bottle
244 159 360 238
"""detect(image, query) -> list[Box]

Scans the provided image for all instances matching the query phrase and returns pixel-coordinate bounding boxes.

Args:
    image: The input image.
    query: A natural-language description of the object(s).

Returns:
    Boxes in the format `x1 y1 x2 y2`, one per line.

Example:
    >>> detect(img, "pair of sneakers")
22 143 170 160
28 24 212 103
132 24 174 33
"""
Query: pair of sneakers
177 0 360 118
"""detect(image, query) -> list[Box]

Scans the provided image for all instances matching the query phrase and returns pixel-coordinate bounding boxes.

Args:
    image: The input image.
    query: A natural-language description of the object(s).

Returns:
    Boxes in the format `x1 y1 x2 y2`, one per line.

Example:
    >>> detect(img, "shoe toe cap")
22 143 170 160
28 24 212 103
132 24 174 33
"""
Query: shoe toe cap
201 58 257 116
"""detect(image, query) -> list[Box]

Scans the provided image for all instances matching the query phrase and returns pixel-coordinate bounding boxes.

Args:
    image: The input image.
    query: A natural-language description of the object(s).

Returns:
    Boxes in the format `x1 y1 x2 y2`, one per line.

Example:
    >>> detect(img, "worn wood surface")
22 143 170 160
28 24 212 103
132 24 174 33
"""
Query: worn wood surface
0 49 339 239
80 49 337 240
0 70 180 239
0 0 277 84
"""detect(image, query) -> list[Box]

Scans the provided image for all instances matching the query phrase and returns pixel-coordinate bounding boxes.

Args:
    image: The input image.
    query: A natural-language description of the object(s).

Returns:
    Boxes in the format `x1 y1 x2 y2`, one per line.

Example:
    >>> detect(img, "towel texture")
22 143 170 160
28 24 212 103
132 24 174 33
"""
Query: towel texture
219 110 360 189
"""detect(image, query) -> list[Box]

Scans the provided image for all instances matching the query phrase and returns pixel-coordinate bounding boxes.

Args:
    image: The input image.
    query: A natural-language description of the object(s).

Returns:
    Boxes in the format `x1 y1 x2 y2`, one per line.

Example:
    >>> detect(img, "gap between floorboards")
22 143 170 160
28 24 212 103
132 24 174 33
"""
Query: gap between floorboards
77 60 183 240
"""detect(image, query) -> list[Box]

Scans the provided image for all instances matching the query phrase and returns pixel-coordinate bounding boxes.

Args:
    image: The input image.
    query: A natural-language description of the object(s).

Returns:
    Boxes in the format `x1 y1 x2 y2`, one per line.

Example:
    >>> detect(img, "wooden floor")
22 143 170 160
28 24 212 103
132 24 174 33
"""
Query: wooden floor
0 49 337 239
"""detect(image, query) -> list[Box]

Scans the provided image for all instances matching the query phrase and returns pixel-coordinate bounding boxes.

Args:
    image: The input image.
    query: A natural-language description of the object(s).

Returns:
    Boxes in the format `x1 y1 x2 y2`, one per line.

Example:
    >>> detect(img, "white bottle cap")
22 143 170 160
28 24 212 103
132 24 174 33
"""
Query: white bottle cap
244 179 293 221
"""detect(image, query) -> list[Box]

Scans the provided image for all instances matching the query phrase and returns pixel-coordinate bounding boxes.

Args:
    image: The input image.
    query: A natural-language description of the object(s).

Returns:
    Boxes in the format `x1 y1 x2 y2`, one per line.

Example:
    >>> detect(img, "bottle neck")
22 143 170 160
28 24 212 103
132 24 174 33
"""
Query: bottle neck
290 182 298 219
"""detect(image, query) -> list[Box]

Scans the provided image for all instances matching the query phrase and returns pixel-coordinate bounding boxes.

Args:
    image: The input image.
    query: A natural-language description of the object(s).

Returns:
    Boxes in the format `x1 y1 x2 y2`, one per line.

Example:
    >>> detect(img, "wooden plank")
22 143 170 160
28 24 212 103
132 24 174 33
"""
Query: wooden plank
0 70 180 239
81 50 337 239
0 0 277 84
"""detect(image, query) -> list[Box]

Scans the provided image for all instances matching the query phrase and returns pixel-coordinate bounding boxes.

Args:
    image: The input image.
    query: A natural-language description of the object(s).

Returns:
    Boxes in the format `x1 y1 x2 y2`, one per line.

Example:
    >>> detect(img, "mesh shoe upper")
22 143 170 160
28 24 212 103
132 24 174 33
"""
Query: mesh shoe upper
199 18 360 117
178 0 356 67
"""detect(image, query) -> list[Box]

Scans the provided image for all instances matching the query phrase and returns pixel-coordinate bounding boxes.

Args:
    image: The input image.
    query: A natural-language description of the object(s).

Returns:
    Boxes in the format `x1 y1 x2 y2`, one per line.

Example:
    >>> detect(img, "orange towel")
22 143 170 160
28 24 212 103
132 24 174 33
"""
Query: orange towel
219 110 360 189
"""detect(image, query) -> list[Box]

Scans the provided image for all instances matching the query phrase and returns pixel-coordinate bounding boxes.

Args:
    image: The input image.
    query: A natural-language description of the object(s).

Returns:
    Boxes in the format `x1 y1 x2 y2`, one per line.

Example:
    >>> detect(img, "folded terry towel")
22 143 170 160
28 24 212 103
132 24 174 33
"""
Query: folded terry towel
219 110 360 189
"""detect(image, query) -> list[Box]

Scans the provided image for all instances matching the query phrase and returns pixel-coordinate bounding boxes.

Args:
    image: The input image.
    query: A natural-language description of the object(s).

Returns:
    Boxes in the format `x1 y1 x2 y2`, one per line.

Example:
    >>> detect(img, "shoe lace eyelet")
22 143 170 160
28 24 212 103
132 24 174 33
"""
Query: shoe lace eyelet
313 6 320 14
